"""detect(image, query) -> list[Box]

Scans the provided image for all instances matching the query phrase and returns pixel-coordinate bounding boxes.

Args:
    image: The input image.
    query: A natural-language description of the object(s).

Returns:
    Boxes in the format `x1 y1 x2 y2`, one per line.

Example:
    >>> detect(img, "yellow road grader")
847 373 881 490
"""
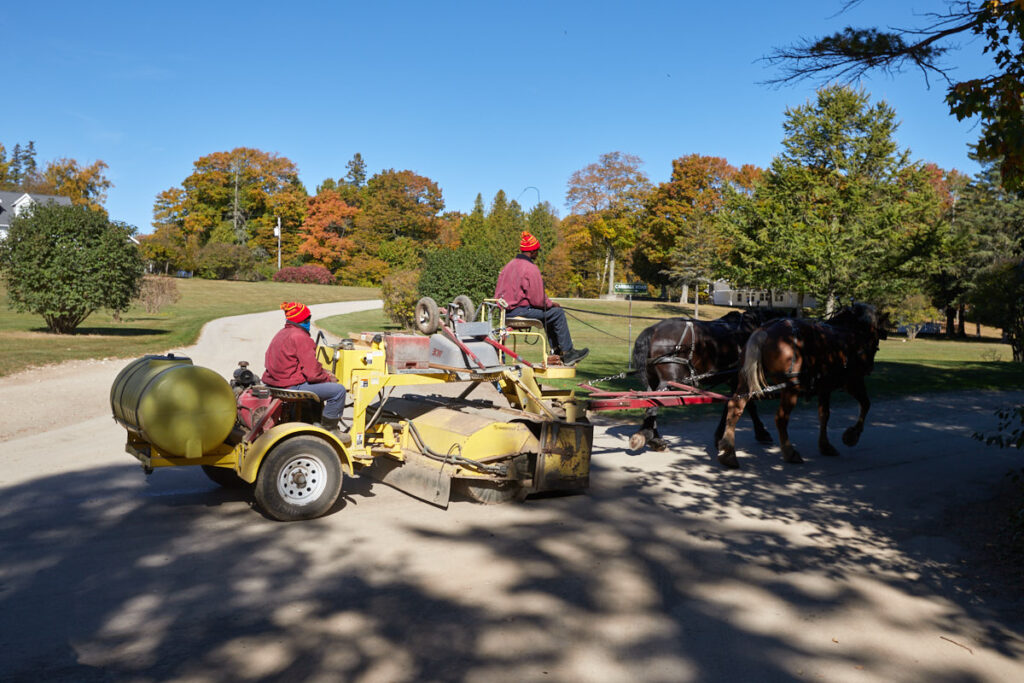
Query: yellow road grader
110 298 593 521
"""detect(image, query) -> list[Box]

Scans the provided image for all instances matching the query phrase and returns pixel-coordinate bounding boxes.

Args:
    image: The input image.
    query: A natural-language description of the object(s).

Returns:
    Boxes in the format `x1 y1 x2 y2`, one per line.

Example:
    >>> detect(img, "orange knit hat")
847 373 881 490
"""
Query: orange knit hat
281 301 311 323
519 231 540 252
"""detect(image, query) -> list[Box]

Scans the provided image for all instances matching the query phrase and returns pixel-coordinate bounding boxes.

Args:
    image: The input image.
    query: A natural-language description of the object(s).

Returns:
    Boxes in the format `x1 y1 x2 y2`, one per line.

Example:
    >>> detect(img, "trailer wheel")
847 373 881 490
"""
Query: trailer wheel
454 479 523 504
255 436 343 521
415 297 440 335
451 295 476 323
201 465 249 489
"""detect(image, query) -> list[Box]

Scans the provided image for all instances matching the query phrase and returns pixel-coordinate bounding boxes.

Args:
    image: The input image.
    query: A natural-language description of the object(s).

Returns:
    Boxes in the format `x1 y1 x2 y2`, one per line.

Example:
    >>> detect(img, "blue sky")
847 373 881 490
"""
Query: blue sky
5 1 993 233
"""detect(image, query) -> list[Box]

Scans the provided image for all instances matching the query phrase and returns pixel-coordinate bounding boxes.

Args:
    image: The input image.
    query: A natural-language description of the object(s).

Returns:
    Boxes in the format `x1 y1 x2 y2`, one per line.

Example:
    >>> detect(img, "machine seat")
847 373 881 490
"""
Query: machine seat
266 387 322 403
506 317 544 331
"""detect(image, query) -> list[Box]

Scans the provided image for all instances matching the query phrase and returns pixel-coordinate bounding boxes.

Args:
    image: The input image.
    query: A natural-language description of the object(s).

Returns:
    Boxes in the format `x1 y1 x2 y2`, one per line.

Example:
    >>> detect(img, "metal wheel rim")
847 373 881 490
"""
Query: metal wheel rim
276 454 328 506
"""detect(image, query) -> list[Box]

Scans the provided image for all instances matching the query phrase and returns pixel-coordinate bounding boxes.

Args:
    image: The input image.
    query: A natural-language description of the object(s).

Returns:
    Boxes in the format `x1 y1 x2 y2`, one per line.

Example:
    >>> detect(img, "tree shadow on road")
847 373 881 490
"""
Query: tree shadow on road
2 394 1023 681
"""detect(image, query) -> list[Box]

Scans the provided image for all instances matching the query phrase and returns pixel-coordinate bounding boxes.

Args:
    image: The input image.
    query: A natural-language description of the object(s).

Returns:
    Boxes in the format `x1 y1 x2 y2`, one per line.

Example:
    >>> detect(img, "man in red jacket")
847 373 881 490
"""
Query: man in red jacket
263 302 348 440
495 231 588 366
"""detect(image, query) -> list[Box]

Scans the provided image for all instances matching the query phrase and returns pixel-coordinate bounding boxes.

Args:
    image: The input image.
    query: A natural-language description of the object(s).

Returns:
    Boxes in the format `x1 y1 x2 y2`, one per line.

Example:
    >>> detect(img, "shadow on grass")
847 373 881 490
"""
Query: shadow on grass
27 326 172 337
873 360 1024 395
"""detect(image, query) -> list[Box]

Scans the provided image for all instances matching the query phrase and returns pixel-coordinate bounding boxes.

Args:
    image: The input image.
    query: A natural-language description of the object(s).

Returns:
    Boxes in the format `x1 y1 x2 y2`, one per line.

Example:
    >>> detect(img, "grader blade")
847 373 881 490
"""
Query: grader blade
362 455 452 508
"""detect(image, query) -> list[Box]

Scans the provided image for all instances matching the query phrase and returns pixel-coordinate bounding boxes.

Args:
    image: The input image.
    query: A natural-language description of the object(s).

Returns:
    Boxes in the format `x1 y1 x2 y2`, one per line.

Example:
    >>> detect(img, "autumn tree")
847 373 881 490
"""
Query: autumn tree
298 188 358 272
725 86 943 313
162 148 307 266
635 155 762 301
42 158 112 210
345 169 445 283
766 1 1024 191
566 151 650 296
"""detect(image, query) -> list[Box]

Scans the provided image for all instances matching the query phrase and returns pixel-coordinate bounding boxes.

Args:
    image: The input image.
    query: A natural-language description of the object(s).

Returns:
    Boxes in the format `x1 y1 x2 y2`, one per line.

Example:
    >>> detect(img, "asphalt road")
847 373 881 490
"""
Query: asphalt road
1 301 1023 682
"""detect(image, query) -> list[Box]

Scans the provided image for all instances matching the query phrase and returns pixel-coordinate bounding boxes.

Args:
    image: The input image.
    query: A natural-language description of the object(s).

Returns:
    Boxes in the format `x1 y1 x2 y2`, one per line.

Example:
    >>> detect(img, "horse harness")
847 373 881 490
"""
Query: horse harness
649 320 700 382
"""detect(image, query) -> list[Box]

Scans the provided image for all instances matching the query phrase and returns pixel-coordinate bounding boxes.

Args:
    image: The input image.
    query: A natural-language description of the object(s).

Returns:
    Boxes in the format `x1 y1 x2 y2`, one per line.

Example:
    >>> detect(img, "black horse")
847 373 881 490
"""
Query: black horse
717 303 887 468
629 308 788 451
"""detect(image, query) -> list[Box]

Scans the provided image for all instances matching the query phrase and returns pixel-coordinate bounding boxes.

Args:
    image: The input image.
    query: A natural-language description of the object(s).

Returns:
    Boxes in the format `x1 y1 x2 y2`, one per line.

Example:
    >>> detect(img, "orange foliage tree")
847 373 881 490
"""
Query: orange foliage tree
298 189 358 272
161 148 307 262
634 155 763 298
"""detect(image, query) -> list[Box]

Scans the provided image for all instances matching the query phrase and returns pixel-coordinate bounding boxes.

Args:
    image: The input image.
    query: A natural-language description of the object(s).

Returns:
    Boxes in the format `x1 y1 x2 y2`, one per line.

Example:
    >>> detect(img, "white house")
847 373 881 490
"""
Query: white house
0 191 72 239
711 279 817 310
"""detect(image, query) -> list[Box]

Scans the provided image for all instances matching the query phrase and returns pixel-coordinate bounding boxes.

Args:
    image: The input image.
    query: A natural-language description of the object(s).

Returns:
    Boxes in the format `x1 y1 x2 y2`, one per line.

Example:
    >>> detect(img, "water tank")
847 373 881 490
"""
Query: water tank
110 354 237 458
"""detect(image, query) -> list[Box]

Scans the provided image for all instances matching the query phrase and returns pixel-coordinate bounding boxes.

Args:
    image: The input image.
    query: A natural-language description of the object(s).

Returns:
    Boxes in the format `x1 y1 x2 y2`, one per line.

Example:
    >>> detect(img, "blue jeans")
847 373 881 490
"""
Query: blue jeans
507 306 573 355
290 382 346 420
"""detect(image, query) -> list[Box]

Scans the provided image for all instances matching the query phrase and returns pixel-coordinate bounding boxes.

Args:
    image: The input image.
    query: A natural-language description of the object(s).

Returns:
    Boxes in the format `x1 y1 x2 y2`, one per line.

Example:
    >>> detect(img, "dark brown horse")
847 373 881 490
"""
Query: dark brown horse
630 308 788 451
717 303 887 468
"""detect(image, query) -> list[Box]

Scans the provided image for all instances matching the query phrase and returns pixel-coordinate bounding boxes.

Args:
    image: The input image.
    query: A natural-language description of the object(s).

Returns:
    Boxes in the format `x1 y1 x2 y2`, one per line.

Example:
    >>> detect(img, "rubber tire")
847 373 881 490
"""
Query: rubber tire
451 295 476 323
254 436 343 521
415 297 440 335
453 479 523 504
201 464 249 489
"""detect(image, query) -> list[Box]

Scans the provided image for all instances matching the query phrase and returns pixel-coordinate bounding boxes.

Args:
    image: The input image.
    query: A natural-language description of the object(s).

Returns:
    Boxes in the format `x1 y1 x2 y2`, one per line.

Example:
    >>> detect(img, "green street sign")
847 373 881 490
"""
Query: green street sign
614 283 646 294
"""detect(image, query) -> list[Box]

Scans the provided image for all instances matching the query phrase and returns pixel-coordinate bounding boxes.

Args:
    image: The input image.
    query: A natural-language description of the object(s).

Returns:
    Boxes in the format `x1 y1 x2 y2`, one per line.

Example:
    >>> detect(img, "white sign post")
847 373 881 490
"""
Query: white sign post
614 283 647 368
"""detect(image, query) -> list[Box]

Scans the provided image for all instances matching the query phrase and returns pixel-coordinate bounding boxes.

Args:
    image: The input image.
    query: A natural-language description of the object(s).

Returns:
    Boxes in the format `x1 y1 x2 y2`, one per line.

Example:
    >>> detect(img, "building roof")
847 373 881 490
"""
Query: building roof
0 191 73 228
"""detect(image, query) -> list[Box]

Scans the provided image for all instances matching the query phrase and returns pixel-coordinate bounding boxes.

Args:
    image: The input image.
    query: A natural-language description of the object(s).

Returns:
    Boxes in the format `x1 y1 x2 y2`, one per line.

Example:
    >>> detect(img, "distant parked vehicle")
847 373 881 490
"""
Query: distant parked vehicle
897 322 942 338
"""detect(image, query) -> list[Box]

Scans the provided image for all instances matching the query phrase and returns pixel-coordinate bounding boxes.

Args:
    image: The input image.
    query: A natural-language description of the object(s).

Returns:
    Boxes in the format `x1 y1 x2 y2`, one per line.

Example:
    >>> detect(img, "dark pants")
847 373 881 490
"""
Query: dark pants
508 306 572 355
291 381 346 420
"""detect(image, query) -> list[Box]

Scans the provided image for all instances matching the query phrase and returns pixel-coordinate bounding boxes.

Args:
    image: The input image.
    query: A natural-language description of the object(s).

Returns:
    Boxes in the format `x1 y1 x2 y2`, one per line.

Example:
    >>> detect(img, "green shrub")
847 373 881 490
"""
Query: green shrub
418 246 504 311
196 242 257 280
0 202 144 333
381 269 420 328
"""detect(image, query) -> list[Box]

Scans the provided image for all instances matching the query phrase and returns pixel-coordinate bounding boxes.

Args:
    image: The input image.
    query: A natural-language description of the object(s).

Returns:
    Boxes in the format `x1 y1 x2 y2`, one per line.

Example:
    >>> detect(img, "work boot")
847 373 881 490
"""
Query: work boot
319 417 351 445
561 347 590 366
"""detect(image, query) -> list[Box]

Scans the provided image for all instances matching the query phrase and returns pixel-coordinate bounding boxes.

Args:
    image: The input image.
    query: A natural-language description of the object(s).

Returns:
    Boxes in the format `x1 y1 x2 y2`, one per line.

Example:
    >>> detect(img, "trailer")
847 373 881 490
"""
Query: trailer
111 298 592 521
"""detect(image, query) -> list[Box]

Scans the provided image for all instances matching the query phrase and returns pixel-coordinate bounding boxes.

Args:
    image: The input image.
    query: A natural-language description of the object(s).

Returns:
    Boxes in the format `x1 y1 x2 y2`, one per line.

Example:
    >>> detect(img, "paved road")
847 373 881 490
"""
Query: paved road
1 301 1023 681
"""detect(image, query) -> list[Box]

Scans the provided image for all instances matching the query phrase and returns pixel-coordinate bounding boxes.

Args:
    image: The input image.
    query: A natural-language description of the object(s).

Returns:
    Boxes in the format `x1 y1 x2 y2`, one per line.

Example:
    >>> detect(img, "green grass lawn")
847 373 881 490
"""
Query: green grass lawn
0 279 378 377
4 279 1022 401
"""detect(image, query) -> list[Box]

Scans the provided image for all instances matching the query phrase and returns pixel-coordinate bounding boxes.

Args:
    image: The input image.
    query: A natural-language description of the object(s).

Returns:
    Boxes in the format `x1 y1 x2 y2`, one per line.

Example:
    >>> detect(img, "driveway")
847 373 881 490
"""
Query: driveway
1 300 1022 681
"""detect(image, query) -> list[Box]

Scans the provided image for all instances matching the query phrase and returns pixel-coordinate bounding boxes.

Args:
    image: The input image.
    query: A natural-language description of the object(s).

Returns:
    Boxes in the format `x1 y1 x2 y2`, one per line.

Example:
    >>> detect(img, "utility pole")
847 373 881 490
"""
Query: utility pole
274 217 281 270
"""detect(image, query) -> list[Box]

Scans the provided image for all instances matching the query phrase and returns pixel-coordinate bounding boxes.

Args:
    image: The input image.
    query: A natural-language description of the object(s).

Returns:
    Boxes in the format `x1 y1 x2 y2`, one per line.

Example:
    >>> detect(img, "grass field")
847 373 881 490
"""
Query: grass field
0 279 377 377
3 279 1022 401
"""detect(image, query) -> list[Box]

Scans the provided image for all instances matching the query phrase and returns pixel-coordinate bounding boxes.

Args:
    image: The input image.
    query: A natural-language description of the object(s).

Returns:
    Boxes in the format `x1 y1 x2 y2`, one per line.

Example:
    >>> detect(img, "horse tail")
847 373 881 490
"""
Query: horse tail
632 325 655 390
742 329 768 396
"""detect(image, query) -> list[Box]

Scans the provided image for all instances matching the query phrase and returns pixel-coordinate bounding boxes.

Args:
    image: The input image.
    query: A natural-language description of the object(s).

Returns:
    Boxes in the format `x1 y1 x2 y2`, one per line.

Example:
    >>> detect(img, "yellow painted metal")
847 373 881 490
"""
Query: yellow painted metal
116 316 591 504
237 423 354 483
111 355 236 458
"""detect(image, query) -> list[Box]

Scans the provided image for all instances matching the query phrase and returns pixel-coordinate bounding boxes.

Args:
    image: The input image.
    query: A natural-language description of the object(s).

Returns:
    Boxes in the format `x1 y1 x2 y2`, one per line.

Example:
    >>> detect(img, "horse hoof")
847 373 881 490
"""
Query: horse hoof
629 433 647 451
783 449 804 464
718 452 740 469
755 431 774 445
842 429 861 447
649 438 668 452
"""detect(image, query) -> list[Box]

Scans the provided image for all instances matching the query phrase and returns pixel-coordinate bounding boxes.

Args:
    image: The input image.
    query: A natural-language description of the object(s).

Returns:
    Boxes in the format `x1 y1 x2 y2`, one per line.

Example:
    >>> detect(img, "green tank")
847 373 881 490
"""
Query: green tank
110 354 237 458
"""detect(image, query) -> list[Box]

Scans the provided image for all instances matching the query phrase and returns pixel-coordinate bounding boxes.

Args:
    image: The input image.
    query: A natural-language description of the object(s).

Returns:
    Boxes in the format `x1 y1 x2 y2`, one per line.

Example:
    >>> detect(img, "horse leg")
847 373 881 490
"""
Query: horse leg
776 388 803 463
747 400 775 444
817 391 840 457
630 406 666 451
841 377 870 447
717 393 749 469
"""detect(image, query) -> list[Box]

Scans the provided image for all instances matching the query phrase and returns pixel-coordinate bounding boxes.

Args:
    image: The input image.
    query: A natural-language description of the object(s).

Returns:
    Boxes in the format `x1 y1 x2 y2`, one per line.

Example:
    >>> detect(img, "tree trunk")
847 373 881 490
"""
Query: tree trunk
680 283 688 304
606 246 616 297
693 283 700 320
945 305 956 338
957 301 966 337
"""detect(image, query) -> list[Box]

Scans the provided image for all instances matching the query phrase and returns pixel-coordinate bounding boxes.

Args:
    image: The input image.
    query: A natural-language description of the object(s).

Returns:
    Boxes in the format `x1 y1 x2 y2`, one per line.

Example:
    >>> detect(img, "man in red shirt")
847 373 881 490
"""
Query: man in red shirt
263 302 348 440
494 231 588 366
